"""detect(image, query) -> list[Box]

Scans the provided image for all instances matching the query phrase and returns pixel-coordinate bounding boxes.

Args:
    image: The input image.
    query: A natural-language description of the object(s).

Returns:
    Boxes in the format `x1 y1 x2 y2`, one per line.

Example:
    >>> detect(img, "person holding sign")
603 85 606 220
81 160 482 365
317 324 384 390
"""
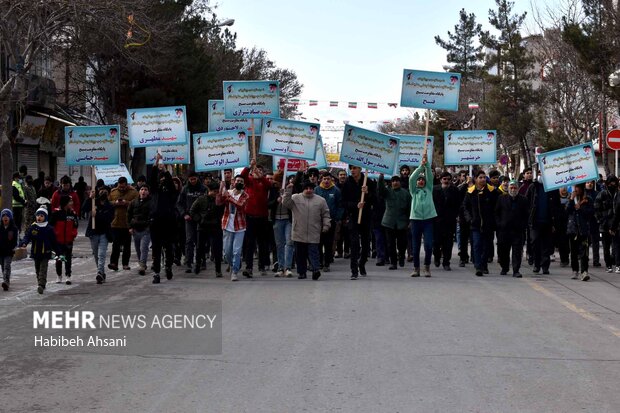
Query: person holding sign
149 154 179 284
240 160 272 278
408 153 437 277
83 187 114 284
341 166 376 280
566 183 593 281
217 175 250 282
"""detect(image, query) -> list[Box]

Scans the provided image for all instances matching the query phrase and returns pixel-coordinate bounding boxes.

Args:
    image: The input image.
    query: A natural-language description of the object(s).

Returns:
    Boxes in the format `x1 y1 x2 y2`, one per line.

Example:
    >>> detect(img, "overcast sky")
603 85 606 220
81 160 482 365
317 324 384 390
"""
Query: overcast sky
215 0 565 147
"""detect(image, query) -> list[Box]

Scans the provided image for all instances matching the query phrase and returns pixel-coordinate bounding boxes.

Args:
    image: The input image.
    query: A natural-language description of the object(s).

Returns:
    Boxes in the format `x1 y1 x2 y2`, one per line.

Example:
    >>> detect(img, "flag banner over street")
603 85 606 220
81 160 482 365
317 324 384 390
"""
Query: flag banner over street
64 125 121 166
537 143 599 192
400 69 461 111
444 130 497 165
394 134 434 168
258 117 319 160
223 80 280 119
127 106 188 148
145 139 191 165
339 125 400 174
193 130 250 172
272 135 328 171
94 163 134 185
207 99 262 134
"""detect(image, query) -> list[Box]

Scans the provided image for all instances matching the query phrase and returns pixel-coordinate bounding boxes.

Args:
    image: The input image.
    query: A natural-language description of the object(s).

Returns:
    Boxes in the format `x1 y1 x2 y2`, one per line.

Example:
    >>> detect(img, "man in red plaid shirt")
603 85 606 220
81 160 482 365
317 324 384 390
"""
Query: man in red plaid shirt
217 175 250 281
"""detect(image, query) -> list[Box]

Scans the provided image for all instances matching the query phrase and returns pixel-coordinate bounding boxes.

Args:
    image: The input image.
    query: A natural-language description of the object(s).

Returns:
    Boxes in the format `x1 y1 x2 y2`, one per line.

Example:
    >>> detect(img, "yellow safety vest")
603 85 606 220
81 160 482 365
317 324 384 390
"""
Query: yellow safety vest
12 181 25 208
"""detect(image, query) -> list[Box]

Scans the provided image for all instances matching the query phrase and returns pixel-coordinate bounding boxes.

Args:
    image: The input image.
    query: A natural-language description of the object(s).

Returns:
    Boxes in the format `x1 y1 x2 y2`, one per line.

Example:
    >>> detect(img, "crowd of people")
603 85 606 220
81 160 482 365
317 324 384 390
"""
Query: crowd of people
1 152 615 294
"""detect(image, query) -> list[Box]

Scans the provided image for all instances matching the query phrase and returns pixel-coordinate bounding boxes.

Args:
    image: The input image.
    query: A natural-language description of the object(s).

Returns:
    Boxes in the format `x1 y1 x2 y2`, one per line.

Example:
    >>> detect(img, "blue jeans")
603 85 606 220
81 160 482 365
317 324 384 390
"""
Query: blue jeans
471 229 491 271
273 219 294 270
89 233 109 275
133 229 151 266
224 230 245 274
411 219 434 268
185 220 198 266
1 255 12 283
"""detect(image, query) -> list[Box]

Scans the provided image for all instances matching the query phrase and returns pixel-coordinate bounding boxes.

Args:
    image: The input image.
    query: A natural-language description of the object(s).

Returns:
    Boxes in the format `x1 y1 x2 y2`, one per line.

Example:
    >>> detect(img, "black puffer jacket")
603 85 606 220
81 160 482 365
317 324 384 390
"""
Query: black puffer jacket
594 189 617 232
128 196 152 231
463 184 499 233
567 195 594 237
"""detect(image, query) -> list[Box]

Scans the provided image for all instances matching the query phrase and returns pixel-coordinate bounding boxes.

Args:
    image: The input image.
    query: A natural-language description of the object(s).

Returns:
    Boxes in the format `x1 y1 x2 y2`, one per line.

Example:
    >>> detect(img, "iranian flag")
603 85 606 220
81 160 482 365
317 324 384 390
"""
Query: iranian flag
330 101 338 107
367 102 378 109
468 102 480 109
348 102 357 108
309 100 318 106
290 99 299 106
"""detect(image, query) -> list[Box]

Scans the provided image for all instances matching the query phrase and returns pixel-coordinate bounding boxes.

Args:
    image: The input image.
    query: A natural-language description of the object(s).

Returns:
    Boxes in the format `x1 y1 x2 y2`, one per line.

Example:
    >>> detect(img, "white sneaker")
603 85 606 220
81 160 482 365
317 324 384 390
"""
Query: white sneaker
607 267 614 273
284 269 293 278
274 270 283 278
571 271 579 280
580 272 590 282
615 266 620 274
231 273 238 282
56 275 62 284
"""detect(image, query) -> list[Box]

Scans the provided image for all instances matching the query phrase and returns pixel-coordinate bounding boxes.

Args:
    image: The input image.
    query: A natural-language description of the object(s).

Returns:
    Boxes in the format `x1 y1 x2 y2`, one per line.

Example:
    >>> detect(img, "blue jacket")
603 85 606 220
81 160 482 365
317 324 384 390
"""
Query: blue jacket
20 222 58 260
314 184 344 221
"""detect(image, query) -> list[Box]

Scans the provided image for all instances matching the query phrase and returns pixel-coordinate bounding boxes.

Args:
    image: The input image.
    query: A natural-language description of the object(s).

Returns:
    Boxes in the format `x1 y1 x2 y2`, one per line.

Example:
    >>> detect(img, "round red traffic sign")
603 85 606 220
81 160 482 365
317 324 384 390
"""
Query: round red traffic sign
606 129 620 150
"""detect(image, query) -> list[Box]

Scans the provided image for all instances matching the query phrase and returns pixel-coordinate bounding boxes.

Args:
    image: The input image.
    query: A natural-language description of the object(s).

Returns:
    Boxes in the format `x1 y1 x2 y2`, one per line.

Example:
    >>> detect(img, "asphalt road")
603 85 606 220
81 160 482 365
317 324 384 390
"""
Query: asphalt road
1 232 619 413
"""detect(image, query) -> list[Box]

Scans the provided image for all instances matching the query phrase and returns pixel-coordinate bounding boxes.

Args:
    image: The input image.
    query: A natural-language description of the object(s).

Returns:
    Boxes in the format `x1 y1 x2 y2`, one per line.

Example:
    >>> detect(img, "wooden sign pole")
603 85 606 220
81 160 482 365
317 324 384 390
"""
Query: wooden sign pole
357 169 368 224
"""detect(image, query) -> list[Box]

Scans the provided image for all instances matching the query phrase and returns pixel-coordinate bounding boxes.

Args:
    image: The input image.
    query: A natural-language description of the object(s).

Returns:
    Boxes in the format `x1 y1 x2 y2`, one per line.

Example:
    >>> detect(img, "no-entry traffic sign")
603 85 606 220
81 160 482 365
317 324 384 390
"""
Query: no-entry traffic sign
606 129 620 150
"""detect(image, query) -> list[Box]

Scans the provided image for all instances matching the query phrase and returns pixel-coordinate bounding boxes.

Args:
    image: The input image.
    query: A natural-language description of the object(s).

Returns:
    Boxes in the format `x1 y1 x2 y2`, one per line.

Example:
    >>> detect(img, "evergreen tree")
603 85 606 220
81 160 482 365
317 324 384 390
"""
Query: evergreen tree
480 0 539 167
434 8 484 80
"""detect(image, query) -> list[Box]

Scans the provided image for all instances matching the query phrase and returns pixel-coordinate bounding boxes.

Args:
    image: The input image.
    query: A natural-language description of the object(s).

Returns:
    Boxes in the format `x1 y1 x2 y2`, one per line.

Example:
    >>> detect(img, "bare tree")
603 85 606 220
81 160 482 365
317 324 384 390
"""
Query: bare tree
0 0 186 208
530 0 604 151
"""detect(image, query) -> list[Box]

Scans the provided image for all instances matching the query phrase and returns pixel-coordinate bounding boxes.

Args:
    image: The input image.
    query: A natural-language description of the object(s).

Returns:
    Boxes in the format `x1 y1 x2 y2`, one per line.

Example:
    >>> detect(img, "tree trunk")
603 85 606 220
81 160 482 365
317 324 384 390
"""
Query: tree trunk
519 137 529 169
602 107 609 176
0 124 13 210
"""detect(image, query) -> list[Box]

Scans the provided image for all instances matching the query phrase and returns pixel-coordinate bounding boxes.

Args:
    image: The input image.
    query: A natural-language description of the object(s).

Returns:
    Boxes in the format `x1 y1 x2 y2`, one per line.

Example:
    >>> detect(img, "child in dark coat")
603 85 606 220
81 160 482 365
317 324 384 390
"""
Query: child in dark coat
0 209 19 290
19 207 59 294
